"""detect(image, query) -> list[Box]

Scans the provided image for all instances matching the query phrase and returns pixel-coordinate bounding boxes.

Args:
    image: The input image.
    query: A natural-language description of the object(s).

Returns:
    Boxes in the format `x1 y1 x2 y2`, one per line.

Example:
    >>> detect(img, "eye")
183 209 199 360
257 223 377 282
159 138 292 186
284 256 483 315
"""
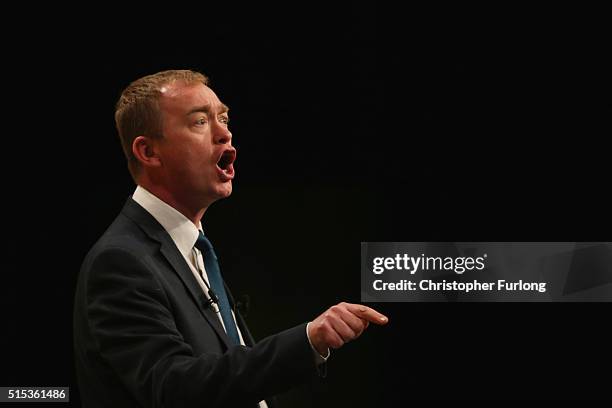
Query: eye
195 117 208 126
219 115 230 125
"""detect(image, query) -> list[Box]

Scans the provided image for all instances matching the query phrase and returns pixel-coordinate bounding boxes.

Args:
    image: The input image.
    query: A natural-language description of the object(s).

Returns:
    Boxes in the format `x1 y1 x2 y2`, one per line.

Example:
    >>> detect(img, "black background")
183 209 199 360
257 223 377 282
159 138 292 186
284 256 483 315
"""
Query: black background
2 5 611 407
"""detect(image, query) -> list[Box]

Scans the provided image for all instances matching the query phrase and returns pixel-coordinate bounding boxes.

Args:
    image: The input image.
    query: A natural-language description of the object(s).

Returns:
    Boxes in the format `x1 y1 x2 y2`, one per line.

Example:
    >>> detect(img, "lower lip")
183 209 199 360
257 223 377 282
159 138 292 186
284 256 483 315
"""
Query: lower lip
216 163 235 182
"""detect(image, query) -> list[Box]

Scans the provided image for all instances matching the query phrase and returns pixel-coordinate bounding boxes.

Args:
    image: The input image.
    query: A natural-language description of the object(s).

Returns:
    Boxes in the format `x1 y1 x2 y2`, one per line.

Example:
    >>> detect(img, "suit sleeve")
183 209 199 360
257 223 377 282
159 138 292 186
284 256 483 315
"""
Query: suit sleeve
86 246 316 408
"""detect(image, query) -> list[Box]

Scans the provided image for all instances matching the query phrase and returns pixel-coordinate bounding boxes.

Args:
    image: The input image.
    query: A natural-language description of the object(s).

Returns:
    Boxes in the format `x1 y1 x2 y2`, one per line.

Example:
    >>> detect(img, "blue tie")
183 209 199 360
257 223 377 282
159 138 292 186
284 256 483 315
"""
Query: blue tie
195 231 241 346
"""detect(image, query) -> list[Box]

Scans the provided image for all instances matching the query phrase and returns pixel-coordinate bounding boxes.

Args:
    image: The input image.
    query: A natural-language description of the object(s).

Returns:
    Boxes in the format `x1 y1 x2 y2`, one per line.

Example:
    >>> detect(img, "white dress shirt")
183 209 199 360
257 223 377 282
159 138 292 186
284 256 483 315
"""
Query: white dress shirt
132 186 328 407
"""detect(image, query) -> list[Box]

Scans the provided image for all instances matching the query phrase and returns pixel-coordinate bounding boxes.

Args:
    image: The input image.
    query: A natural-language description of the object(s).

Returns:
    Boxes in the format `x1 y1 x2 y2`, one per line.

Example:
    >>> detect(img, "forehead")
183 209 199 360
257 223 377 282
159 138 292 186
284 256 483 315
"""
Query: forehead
158 81 225 115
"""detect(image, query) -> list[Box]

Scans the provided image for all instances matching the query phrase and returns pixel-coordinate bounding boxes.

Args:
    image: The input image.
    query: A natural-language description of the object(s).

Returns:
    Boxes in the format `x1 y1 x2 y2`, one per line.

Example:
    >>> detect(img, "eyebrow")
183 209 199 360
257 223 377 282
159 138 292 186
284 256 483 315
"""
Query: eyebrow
187 103 230 116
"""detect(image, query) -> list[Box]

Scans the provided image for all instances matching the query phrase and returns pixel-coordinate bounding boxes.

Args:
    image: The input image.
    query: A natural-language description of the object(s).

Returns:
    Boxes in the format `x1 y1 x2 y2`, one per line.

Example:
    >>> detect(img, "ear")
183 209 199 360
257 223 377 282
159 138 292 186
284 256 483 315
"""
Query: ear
132 136 162 169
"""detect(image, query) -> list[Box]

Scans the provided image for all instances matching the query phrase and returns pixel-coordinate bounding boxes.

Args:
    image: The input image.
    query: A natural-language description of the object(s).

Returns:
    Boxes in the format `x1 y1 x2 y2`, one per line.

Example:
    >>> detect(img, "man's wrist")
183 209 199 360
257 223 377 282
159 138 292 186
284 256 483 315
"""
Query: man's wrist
306 322 330 364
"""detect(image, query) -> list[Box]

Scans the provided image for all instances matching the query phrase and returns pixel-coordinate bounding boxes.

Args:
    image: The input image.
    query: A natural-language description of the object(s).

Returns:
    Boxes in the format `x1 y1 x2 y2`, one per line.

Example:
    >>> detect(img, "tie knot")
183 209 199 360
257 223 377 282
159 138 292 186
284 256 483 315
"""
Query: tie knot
195 231 215 255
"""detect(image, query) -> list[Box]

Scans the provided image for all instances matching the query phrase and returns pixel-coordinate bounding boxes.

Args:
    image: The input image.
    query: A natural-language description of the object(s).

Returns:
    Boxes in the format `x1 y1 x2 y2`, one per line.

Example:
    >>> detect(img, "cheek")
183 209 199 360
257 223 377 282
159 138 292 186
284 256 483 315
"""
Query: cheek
161 139 214 179
169 146 204 169
183 141 213 162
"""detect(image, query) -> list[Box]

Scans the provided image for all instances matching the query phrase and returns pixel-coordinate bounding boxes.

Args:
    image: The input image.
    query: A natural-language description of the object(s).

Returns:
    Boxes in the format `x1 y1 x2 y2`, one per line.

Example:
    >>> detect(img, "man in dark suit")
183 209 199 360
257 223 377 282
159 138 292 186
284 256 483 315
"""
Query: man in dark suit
73 69 388 407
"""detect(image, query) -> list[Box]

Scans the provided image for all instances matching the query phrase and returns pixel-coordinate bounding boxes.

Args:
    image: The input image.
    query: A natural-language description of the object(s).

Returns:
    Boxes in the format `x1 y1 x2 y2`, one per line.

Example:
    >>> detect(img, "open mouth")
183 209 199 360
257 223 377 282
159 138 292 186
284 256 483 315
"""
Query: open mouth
216 148 236 180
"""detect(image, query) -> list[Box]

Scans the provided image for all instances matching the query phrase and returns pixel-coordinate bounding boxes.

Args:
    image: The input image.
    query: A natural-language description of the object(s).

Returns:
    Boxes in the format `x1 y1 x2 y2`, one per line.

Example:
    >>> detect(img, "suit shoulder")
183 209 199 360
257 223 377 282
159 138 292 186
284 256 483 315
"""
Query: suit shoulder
82 212 158 269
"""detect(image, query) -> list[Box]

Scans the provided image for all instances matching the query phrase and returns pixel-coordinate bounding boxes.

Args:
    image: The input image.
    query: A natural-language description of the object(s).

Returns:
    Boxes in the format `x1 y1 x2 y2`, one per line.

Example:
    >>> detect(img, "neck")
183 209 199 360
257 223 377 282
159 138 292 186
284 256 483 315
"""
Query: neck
138 182 209 226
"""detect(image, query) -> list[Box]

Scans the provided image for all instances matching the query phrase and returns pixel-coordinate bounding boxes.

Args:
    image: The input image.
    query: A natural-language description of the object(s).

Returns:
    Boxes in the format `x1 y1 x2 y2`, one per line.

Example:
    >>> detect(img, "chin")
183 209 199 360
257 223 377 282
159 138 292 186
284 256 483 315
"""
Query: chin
214 182 233 199
201 181 233 206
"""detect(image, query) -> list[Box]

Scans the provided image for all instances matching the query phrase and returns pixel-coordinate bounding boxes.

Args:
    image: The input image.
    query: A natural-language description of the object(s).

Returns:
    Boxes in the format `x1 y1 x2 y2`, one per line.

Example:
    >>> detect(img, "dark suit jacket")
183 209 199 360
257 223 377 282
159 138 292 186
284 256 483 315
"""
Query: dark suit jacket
74 198 318 407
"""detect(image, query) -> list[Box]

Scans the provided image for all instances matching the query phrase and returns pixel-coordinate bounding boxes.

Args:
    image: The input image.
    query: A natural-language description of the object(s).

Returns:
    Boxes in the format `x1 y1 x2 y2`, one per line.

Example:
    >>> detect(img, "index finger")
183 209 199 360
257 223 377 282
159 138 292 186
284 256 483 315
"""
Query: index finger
345 303 389 325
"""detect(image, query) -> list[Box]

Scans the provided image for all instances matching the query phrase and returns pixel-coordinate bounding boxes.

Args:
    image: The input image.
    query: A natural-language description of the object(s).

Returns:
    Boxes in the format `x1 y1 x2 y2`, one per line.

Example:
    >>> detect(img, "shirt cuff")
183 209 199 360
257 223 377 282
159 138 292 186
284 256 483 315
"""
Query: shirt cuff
306 322 330 365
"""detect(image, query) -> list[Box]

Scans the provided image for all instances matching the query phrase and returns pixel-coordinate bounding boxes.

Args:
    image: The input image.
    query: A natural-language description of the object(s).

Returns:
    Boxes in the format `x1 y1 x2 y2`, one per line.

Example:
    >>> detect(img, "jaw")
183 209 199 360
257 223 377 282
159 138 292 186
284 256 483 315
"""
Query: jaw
207 179 233 202
216 180 233 198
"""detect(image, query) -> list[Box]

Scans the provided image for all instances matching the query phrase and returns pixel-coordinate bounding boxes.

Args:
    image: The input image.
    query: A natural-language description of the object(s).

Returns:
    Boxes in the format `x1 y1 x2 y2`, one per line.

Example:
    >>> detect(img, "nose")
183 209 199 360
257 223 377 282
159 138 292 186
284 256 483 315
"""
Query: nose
213 121 232 145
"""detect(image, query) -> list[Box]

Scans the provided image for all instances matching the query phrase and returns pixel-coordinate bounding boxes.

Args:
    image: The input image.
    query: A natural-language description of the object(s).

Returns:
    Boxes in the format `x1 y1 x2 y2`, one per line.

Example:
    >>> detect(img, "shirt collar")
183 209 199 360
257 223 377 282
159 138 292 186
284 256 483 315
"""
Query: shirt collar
132 185 202 259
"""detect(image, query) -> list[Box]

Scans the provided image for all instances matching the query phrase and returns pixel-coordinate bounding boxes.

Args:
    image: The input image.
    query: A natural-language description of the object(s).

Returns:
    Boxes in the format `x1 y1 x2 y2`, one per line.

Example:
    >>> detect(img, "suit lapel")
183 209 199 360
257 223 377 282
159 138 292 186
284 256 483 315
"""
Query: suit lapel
159 242 232 349
225 283 256 347
122 197 232 350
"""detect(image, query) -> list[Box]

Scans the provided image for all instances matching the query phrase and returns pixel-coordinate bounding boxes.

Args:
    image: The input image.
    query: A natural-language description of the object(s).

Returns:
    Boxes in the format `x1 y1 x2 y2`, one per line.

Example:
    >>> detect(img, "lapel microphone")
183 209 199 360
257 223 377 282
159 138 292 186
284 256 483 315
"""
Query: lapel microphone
201 279 219 311
198 264 248 317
